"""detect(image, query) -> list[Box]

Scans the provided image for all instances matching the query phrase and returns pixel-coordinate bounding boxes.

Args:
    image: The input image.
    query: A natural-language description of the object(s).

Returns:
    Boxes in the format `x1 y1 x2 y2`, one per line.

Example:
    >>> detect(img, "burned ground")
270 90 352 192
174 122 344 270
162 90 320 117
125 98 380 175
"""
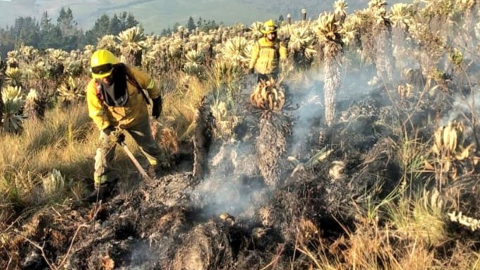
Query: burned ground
3 72 480 269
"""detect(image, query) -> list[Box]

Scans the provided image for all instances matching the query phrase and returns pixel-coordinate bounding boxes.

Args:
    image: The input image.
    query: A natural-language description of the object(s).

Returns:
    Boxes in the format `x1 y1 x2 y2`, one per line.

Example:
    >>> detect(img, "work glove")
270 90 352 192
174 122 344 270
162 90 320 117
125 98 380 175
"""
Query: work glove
102 126 115 136
151 97 162 119
116 133 126 144
280 35 290 47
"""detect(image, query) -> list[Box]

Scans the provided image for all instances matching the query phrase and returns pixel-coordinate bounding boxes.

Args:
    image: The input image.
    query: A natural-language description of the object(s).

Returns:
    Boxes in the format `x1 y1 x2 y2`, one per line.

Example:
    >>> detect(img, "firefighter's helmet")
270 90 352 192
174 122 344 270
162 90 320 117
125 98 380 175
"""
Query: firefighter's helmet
261 19 278 34
90 49 119 79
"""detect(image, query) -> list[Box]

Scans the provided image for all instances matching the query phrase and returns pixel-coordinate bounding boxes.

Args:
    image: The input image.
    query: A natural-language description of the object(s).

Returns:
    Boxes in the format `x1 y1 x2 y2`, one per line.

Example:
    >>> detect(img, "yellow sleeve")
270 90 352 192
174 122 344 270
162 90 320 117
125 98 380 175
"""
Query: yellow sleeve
279 43 287 60
86 79 111 130
249 41 260 69
126 65 161 99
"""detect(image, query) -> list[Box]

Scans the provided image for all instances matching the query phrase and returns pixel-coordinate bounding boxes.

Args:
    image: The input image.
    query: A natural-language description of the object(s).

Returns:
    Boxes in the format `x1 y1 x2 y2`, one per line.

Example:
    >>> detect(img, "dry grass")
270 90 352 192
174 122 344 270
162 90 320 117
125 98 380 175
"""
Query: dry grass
386 188 448 247
0 102 137 220
0 71 214 223
0 105 84 207
296 215 439 269
294 182 480 270
161 73 211 141
294 181 469 270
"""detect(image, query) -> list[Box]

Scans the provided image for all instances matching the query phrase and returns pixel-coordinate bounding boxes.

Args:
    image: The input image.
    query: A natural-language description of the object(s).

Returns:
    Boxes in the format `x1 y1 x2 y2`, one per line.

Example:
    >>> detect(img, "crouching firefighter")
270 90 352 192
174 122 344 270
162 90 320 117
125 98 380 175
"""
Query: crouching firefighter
86 49 163 201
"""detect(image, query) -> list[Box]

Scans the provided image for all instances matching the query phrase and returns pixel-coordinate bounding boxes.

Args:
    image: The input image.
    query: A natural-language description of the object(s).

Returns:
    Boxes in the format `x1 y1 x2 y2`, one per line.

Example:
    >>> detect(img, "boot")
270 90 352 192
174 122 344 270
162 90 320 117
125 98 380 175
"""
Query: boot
86 178 118 203
147 164 158 178
86 184 109 203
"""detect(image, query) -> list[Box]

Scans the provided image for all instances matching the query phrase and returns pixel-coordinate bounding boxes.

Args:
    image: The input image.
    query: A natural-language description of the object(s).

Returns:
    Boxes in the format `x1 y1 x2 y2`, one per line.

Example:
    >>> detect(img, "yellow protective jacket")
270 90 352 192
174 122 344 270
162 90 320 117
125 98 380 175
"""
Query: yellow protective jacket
86 64 160 131
249 37 287 75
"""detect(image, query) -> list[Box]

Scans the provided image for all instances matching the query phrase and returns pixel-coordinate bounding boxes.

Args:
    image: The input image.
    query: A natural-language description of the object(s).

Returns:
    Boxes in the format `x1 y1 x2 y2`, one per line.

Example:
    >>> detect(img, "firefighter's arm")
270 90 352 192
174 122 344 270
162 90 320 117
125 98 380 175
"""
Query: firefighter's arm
279 43 288 60
145 77 162 118
145 78 160 100
128 65 161 99
249 42 260 69
86 80 111 131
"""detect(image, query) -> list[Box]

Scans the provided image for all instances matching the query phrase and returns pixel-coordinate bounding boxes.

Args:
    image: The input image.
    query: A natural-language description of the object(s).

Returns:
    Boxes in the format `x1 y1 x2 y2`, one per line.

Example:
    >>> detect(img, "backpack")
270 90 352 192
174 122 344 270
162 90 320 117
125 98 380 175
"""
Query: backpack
94 64 150 106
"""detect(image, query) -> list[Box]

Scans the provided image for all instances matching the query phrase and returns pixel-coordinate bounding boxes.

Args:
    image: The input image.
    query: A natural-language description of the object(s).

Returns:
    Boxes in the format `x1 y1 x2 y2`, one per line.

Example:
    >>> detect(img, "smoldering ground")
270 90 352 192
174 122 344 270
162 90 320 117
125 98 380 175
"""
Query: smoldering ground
8 36 480 270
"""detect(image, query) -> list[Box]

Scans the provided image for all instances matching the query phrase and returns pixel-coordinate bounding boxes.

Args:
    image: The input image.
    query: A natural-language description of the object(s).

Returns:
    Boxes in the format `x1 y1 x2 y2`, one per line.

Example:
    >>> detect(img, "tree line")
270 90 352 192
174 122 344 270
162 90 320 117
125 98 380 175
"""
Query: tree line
160 16 220 36
0 7 140 58
0 8 225 58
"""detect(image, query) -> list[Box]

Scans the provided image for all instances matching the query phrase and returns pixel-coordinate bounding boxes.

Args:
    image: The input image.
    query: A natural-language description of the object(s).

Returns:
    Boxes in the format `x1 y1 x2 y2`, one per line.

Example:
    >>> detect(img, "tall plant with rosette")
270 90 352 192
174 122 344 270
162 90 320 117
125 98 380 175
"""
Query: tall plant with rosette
117 26 146 66
317 12 353 126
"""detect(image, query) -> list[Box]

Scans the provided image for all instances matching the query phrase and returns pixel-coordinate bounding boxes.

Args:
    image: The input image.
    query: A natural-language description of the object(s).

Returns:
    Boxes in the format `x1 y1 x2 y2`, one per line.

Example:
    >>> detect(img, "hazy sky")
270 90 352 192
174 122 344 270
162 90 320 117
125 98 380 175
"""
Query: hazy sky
0 0 409 33
0 0 274 33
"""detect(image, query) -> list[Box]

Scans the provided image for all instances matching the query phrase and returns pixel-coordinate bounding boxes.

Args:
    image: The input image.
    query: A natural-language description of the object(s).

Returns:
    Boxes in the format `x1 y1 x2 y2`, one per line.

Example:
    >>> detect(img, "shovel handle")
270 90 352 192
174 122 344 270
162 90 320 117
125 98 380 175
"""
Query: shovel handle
119 141 154 182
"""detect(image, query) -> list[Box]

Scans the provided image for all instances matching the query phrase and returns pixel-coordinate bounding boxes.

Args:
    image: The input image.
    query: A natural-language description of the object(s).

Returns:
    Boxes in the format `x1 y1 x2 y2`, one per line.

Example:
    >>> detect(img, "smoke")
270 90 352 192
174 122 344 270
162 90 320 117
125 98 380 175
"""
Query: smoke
187 73 331 220
184 14 480 220
443 86 480 126
187 64 386 221
289 77 324 155
188 140 268 219
125 239 171 269
186 63 388 219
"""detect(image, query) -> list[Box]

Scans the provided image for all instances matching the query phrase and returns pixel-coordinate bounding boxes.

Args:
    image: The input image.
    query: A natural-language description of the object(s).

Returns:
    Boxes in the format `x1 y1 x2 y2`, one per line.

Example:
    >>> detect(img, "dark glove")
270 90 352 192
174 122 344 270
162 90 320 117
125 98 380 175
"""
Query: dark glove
116 133 125 144
280 35 290 47
102 126 115 136
151 97 162 119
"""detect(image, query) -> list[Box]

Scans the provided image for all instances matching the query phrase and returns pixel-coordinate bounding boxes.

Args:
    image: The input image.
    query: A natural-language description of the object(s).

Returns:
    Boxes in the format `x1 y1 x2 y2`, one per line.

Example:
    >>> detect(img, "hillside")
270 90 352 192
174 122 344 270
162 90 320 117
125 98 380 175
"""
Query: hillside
3 1 480 269
1 0 407 33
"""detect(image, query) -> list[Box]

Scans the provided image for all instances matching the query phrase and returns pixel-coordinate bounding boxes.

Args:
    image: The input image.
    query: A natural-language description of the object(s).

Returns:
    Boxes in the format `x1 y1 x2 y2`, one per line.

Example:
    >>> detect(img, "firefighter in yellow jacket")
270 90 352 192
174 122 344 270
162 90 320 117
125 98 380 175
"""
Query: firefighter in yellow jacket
86 49 162 201
248 19 287 82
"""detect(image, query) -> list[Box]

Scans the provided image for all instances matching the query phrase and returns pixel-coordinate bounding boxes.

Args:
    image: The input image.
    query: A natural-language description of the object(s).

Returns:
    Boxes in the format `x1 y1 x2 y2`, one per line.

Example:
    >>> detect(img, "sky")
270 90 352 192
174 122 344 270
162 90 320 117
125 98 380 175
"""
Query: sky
0 0 274 33
0 0 410 33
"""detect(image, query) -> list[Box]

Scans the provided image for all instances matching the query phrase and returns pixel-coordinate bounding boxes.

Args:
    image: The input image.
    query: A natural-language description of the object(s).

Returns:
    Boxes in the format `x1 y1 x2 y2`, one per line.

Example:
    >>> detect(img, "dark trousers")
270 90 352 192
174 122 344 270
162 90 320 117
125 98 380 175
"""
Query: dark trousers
256 73 278 83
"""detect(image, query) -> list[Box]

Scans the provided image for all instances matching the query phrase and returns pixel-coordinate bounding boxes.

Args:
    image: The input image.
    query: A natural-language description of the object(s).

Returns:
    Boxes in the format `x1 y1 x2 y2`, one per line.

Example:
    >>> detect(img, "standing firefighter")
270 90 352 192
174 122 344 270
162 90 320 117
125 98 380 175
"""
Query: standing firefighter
86 49 162 201
248 19 288 82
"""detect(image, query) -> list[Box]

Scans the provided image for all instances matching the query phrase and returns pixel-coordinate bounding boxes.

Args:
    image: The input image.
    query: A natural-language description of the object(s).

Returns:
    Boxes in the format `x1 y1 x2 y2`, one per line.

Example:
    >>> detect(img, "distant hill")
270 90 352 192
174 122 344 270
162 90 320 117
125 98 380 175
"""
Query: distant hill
0 0 409 33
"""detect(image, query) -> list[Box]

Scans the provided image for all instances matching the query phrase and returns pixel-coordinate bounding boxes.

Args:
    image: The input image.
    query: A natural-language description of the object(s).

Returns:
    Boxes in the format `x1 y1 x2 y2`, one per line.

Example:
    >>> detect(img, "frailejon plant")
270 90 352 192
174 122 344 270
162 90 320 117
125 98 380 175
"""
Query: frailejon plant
220 36 250 68
57 76 85 108
183 49 205 79
6 50 19 68
284 21 316 70
96 34 120 56
45 48 68 81
24 89 46 121
42 169 66 202
18 45 40 67
316 12 353 126
249 77 285 111
389 3 415 70
427 121 475 184
117 26 146 66
4 67 23 88
1 85 25 134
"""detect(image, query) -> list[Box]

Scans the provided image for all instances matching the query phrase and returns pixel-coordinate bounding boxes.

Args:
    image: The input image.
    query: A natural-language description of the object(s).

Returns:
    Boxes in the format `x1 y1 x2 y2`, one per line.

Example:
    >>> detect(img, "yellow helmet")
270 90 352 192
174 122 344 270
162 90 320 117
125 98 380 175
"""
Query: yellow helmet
90 49 119 79
261 19 277 34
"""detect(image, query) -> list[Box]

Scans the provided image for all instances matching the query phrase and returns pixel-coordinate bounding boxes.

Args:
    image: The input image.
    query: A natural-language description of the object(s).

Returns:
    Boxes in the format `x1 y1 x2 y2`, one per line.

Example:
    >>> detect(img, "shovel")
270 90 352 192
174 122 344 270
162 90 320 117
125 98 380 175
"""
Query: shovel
116 134 154 183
